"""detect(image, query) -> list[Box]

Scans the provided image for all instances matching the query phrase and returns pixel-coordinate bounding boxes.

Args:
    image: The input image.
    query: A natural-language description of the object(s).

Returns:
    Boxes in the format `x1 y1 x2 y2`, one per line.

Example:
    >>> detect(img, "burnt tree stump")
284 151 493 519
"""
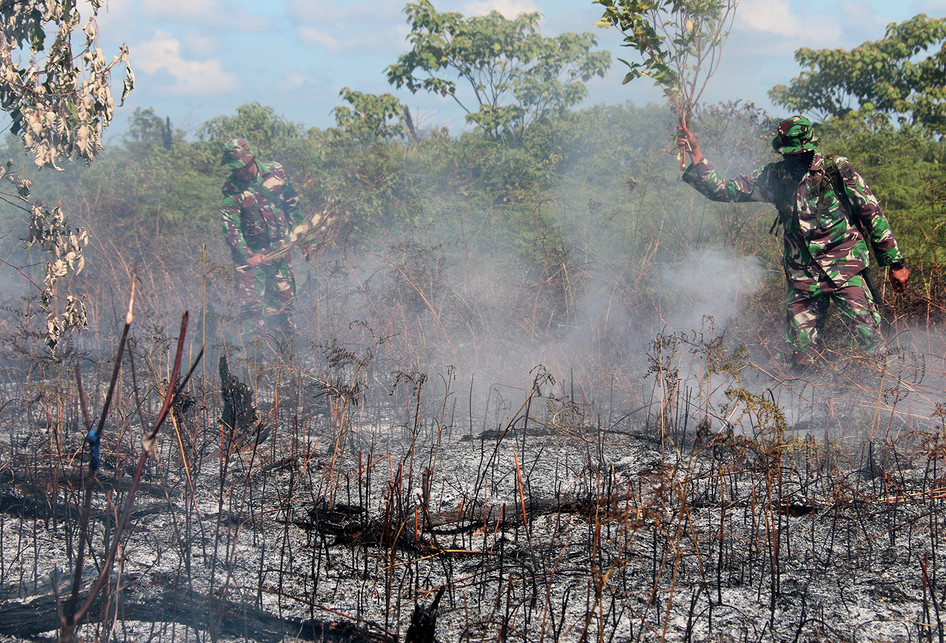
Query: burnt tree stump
219 354 263 445
404 586 445 643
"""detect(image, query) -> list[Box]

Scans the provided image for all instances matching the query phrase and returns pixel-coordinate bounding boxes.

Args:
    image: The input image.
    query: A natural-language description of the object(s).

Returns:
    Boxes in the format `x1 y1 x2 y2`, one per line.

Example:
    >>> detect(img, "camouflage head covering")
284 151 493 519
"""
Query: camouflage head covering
772 116 819 155
221 138 257 169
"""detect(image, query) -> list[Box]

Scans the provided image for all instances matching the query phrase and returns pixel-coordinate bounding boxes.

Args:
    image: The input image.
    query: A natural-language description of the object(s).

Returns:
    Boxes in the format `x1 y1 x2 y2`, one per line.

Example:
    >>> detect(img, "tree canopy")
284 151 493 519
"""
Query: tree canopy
331 88 411 144
769 14 946 134
386 0 611 140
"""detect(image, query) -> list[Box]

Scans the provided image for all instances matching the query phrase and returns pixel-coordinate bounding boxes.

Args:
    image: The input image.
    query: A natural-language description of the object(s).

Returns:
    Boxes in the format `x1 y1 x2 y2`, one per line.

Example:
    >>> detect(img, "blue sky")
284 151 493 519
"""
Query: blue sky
95 0 944 138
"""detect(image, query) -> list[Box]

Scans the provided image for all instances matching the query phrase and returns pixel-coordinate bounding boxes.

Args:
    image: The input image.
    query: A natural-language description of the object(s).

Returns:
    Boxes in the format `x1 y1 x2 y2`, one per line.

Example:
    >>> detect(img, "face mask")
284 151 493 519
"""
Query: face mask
783 151 814 178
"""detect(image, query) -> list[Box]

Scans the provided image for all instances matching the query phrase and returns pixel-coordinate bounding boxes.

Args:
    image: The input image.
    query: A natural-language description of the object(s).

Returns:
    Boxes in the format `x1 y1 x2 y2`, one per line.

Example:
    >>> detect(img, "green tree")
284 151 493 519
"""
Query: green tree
125 107 175 150
768 14 946 134
199 102 305 154
331 88 410 143
386 0 611 140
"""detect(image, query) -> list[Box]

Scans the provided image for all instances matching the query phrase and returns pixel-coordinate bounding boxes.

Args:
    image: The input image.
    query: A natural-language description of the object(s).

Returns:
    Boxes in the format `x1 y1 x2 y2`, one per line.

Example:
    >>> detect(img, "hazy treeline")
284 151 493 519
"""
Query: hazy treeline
0 99 942 391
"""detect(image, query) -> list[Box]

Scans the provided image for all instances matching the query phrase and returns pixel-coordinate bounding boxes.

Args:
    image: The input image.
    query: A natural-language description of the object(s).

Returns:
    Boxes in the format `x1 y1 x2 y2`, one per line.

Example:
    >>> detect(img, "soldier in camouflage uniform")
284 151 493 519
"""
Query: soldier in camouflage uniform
677 116 910 368
220 138 306 340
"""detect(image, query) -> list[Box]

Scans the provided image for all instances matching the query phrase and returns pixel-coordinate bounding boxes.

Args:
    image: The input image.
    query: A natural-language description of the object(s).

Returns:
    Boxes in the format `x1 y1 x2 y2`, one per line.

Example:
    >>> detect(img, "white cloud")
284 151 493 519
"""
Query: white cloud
737 0 838 45
298 26 343 51
296 22 403 54
287 0 405 53
181 30 220 57
141 0 273 31
280 72 343 101
462 0 539 17
838 0 892 43
135 32 240 96
287 0 402 24
284 72 309 91
915 0 943 13
141 0 222 20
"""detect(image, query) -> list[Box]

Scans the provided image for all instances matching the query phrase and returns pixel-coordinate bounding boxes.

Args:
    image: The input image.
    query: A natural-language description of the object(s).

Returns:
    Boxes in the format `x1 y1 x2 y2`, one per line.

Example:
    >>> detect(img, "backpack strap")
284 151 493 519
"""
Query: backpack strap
823 154 872 244
769 168 791 235
823 154 856 219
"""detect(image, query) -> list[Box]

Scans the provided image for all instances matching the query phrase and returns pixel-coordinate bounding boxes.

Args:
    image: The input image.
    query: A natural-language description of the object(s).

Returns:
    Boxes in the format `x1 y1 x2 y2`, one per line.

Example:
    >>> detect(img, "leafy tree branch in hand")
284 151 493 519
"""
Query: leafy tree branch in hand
594 0 738 166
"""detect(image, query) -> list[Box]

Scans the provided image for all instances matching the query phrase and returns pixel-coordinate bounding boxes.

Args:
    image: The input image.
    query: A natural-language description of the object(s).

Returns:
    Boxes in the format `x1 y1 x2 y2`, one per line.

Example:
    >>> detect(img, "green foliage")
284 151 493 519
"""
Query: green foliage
317 140 419 235
768 15 946 134
331 88 410 144
125 107 175 150
386 0 611 140
594 0 737 123
913 173 946 277
88 147 218 238
200 102 306 155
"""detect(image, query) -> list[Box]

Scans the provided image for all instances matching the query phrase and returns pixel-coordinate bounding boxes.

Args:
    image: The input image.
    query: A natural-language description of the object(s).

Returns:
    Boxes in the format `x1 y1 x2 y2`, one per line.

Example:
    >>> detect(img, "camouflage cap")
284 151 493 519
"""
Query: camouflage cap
221 138 257 169
772 116 819 155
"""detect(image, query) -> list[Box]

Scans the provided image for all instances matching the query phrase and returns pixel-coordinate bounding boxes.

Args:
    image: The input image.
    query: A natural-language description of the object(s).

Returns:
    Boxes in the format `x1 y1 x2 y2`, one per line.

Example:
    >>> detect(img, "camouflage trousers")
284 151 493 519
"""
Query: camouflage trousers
235 257 296 337
786 272 883 367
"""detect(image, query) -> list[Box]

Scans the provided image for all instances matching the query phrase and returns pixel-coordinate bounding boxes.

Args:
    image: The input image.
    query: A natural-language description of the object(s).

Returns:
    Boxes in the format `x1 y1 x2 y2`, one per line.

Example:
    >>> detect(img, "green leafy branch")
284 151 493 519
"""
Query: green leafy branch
594 0 738 129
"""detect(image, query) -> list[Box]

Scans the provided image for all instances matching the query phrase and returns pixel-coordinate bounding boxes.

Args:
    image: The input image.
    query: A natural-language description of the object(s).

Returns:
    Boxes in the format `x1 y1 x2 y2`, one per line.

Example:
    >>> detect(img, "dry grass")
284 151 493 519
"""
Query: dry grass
0 234 944 642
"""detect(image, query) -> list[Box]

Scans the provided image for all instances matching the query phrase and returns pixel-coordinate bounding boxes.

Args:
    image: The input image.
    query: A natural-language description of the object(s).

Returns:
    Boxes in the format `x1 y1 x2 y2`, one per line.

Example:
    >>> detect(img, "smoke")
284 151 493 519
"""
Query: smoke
268 108 779 417
659 248 763 332
3 101 939 441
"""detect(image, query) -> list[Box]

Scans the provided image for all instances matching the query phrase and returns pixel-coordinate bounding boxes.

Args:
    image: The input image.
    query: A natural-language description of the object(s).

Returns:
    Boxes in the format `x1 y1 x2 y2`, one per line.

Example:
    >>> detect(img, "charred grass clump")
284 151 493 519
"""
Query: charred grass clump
0 290 944 643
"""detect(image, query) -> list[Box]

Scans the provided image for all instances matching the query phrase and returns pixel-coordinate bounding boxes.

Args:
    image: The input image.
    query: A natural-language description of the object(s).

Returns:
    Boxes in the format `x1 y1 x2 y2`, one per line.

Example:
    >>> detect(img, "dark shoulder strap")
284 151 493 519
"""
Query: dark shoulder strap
769 161 789 235
824 154 856 217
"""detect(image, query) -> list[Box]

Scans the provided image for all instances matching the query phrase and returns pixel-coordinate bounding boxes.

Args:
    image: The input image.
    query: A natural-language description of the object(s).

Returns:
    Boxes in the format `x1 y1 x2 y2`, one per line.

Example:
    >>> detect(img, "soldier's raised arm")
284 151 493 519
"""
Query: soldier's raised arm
677 120 705 167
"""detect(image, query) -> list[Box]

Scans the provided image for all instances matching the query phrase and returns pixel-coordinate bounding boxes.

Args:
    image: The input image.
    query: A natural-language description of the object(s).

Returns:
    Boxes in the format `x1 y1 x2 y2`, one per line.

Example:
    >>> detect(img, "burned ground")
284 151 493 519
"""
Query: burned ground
0 323 944 643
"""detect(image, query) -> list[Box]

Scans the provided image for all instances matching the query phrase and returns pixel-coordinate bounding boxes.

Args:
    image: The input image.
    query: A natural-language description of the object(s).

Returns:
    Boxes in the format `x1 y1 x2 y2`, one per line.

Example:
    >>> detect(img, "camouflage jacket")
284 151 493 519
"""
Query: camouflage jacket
221 160 302 264
682 152 904 289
